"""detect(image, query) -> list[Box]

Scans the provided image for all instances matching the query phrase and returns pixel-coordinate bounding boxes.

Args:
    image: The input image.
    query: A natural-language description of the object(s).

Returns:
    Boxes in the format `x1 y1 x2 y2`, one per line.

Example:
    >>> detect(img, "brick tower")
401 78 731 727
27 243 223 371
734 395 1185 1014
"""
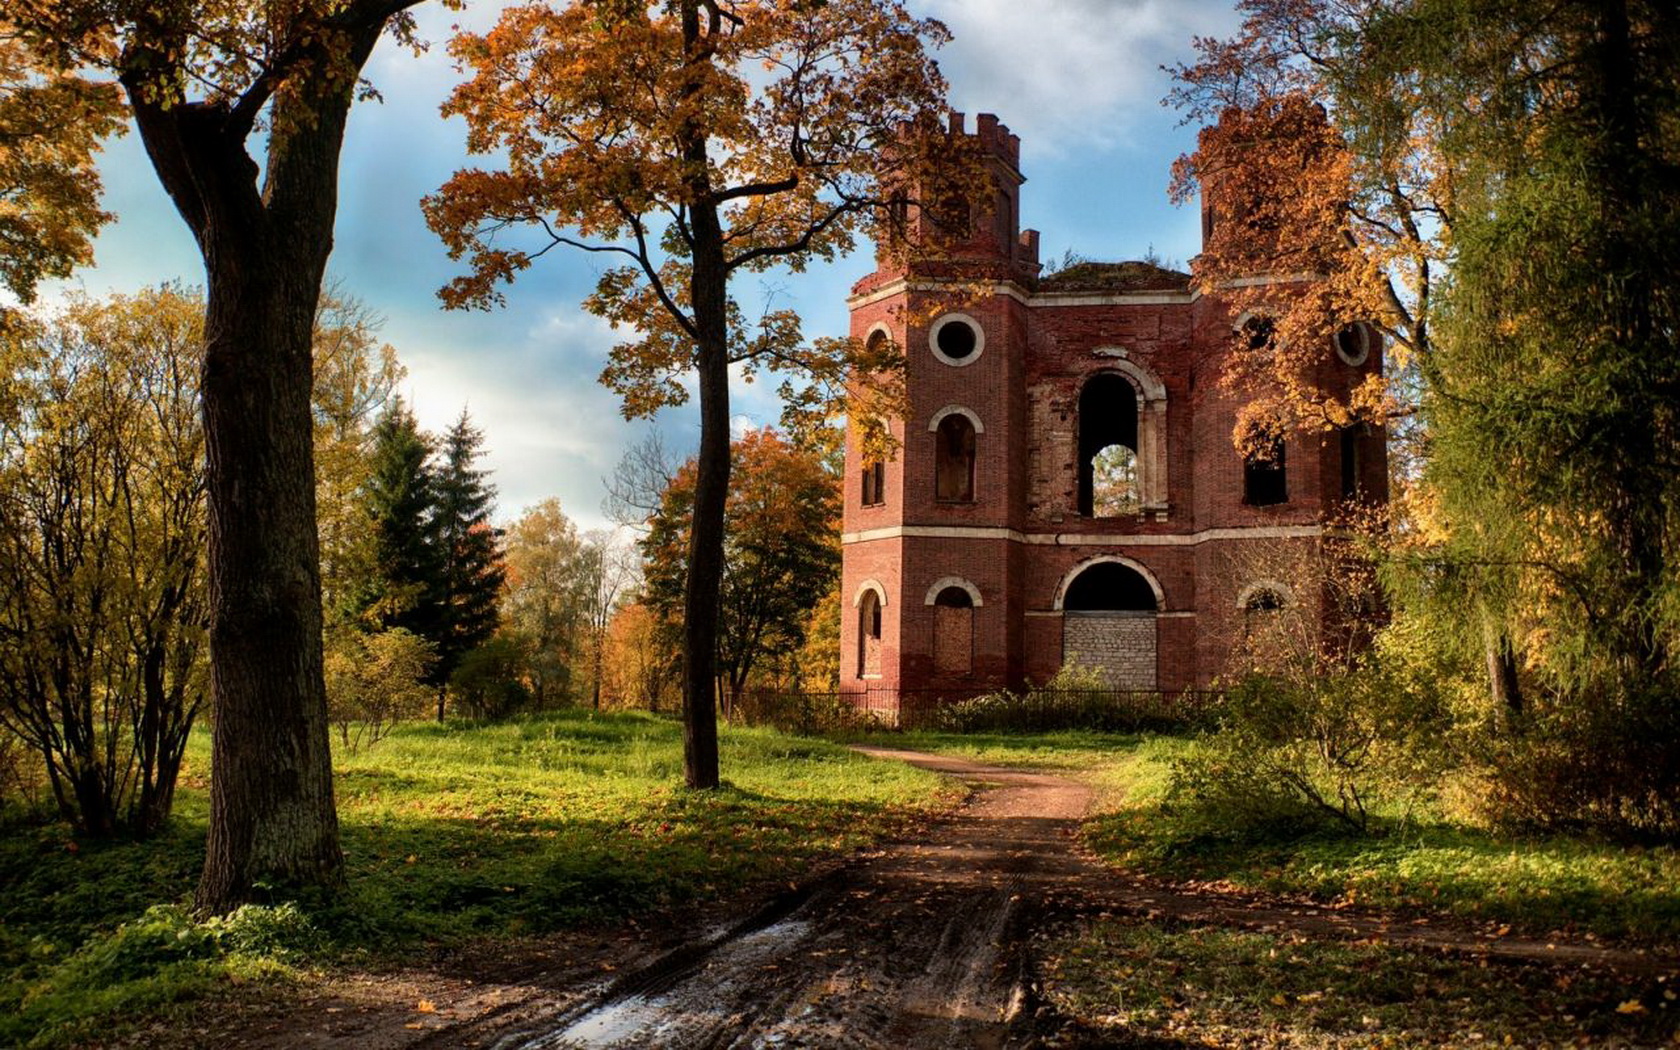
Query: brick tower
838 113 1387 703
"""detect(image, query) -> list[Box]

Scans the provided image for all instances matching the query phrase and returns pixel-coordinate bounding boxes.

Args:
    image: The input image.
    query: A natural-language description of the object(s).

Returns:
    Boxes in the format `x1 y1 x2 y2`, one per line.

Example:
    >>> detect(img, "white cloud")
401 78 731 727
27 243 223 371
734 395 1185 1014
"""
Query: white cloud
924 0 1241 155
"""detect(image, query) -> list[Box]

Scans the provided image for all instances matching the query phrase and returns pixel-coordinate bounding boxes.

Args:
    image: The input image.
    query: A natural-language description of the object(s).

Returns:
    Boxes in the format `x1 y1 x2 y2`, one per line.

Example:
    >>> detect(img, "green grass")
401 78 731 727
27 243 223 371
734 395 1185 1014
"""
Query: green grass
877 728 1680 943
0 710 956 1048
1045 918 1679 1048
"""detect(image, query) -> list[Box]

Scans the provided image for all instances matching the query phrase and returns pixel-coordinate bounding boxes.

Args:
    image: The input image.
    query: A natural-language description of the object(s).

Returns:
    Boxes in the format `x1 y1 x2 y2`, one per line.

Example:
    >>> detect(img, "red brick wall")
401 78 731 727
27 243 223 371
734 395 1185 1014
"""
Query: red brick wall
839 116 1386 698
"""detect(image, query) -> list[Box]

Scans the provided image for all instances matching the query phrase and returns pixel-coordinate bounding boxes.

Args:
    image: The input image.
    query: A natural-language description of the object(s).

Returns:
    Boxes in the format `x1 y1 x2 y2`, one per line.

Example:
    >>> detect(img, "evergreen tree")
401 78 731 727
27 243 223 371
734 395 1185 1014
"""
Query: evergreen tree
433 408 506 716
355 398 444 646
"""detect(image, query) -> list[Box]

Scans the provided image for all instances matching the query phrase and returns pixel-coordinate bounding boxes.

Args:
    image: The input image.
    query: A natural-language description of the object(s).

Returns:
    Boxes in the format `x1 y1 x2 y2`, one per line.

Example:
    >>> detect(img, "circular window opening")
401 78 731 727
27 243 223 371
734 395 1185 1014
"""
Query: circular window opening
1334 322 1370 366
937 320 976 359
928 313 984 366
1242 315 1276 352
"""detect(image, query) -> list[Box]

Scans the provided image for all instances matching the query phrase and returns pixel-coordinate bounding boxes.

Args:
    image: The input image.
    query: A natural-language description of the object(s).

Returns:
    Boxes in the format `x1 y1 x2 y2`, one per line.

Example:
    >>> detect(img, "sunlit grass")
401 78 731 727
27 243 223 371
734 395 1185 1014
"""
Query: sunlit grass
879 728 1680 943
0 710 956 1047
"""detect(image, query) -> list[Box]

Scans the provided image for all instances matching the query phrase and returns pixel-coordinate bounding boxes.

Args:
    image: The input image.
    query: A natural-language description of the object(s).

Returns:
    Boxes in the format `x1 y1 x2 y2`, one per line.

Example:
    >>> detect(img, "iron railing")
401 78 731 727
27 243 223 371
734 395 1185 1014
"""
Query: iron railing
727 686 1224 734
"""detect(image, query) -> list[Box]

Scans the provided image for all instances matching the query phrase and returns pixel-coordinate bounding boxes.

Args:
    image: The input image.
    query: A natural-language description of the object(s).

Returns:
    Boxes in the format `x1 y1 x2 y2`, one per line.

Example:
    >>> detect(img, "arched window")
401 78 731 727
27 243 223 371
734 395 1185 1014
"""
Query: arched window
858 590 883 677
1078 374 1140 517
935 413 976 502
1062 561 1160 612
931 586 973 676
1243 436 1287 506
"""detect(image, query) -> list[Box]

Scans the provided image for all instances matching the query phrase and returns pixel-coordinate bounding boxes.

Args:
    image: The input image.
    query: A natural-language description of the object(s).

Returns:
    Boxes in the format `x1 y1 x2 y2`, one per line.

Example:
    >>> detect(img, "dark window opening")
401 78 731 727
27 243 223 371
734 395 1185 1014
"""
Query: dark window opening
861 460 885 507
1062 562 1158 613
1242 315 1276 353
1077 374 1140 517
933 586 973 609
1245 588 1286 613
935 319 978 361
935 414 976 502
858 590 883 677
1334 323 1368 364
1339 425 1363 502
1243 438 1288 506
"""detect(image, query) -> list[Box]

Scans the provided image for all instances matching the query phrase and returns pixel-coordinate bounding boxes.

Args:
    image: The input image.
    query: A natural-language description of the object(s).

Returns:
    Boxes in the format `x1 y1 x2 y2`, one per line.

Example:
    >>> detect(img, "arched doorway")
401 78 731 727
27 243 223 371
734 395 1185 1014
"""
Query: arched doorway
1058 559 1160 689
930 585 974 676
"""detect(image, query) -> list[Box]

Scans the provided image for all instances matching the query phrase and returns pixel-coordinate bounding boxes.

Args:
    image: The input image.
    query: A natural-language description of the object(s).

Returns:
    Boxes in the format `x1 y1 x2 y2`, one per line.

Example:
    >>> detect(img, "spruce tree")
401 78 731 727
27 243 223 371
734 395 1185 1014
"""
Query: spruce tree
433 408 506 717
355 398 444 646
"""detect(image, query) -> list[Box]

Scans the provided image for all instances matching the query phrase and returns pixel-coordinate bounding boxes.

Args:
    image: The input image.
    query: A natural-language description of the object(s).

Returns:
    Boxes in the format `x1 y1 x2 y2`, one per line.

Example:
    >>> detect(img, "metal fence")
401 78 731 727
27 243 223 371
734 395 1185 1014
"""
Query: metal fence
727 685 1224 735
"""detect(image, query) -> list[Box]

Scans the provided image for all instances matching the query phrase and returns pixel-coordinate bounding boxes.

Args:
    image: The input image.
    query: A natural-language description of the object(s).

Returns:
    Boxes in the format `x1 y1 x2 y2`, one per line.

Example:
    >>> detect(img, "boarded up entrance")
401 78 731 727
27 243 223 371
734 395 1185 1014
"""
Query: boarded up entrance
1063 612 1157 689
1059 560 1160 689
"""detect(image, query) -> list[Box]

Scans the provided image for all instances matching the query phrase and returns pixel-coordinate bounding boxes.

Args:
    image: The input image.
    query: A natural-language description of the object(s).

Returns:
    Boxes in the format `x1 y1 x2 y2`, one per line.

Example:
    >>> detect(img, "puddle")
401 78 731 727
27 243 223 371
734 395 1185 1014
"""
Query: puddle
523 919 814 1048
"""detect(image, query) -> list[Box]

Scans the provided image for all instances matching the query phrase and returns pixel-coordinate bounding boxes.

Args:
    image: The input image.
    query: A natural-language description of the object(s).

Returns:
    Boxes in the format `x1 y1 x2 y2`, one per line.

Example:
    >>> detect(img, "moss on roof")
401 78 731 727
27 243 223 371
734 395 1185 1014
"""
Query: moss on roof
1037 260 1191 293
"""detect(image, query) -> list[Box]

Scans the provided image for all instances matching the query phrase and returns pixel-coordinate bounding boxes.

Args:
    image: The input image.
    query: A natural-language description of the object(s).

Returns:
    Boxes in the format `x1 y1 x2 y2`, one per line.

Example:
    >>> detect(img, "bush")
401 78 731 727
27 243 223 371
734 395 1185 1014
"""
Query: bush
324 627 436 750
1166 661 1451 840
1467 687 1680 838
449 634 535 720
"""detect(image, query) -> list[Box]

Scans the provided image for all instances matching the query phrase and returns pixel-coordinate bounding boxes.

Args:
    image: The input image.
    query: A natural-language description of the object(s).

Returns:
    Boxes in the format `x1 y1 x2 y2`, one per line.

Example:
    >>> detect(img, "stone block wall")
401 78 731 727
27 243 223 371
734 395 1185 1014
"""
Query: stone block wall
1063 613 1157 690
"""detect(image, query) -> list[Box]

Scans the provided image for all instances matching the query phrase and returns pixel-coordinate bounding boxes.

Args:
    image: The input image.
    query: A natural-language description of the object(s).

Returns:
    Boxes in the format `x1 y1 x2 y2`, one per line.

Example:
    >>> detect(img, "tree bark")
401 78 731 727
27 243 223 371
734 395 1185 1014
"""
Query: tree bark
117 9 398 909
675 0 727 790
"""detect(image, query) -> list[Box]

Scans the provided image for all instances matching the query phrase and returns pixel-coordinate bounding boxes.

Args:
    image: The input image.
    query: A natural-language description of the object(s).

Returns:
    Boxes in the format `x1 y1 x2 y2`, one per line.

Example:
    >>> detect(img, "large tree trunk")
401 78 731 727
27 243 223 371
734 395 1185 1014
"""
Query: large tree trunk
118 12 394 909
681 294 729 789
195 257 342 908
675 0 727 790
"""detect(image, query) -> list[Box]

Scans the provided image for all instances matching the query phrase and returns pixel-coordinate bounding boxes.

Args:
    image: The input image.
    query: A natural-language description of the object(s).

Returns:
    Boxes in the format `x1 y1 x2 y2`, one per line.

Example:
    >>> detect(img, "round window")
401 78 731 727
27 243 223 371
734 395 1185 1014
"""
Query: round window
928 313 985 367
1334 322 1370 366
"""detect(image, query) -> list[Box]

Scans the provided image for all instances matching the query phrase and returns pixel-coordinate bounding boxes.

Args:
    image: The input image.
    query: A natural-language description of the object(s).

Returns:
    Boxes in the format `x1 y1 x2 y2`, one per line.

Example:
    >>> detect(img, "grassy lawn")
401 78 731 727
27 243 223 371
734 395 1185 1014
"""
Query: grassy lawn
874 727 1680 944
876 727 1680 1045
0 710 956 1048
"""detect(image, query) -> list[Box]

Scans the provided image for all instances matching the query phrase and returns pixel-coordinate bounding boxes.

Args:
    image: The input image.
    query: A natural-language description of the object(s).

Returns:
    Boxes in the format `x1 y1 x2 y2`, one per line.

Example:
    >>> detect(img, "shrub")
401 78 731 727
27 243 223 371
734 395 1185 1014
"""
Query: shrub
449 634 535 720
1166 660 1451 840
1466 687 1680 838
324 627 436 749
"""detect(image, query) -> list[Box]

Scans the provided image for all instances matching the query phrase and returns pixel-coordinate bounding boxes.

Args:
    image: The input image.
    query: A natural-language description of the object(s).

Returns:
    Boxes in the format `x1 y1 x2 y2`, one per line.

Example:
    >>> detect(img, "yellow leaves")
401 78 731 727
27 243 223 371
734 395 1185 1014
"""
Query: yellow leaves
415 999 437 1013
1616 999 1647 1015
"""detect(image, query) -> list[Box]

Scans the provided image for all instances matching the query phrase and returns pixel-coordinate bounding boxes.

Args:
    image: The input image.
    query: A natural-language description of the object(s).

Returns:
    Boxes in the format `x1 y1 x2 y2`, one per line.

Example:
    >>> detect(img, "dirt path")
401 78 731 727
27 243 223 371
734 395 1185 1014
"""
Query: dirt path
155 748 1678 1050
427 748 1100 1049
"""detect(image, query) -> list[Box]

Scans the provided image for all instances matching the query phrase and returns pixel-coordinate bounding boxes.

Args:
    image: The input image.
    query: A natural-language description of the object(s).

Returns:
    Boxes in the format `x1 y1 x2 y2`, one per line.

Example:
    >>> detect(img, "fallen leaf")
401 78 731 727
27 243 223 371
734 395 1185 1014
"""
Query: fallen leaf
417 1000 436 1014
1617 999 1646 1015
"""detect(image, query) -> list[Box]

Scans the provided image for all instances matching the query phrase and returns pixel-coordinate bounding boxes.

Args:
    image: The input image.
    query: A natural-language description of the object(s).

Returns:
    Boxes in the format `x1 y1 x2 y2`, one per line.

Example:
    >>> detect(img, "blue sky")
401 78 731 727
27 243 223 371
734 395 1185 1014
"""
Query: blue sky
53 0 1240 529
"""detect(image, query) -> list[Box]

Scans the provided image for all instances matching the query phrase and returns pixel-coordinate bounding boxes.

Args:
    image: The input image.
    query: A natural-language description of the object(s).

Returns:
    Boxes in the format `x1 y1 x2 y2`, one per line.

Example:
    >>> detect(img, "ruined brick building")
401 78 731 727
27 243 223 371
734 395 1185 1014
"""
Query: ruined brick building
840 113 1388 697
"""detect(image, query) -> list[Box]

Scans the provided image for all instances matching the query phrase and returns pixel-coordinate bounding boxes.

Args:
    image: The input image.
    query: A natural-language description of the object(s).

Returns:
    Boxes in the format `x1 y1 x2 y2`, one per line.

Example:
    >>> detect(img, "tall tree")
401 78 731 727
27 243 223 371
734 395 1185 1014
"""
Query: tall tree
11 0 447 910
0 288 206 836
311 288 405 623
501 498 588 707
1181 0 1680 831
432 408 505 717
642 429 841 704
425 0 970 788
355 398 443 644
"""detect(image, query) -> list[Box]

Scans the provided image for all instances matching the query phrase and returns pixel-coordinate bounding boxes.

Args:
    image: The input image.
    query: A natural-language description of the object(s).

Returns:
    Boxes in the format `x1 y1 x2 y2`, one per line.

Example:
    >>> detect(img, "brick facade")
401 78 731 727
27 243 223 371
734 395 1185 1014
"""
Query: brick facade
840 114 1388 697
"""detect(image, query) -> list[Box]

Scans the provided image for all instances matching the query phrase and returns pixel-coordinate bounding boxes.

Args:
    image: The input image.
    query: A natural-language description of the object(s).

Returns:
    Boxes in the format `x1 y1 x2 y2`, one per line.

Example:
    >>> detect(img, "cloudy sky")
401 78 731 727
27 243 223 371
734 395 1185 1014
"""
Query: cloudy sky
53 0 1241 530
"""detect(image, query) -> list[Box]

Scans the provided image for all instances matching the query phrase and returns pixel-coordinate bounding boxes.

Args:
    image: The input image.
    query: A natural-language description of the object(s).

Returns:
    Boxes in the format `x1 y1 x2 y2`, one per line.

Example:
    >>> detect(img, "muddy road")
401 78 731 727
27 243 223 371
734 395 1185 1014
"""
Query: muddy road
448 748 1101 1050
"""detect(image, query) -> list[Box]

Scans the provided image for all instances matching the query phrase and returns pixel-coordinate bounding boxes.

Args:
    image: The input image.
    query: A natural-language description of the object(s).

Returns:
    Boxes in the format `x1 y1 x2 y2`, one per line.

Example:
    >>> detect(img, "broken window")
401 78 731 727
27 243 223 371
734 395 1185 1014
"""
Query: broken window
931 586 974 676
934 413 976 502
858 590 883 677
861 460 885 507
1243 436 1288 506
1077 374 1139 517
1340 424 1364 502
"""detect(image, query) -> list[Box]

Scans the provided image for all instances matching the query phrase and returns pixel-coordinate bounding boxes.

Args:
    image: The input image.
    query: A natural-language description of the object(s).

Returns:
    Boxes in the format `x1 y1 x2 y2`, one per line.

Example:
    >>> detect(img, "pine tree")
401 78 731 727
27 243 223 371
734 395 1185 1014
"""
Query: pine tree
355 398 444 646
433 408 506 717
